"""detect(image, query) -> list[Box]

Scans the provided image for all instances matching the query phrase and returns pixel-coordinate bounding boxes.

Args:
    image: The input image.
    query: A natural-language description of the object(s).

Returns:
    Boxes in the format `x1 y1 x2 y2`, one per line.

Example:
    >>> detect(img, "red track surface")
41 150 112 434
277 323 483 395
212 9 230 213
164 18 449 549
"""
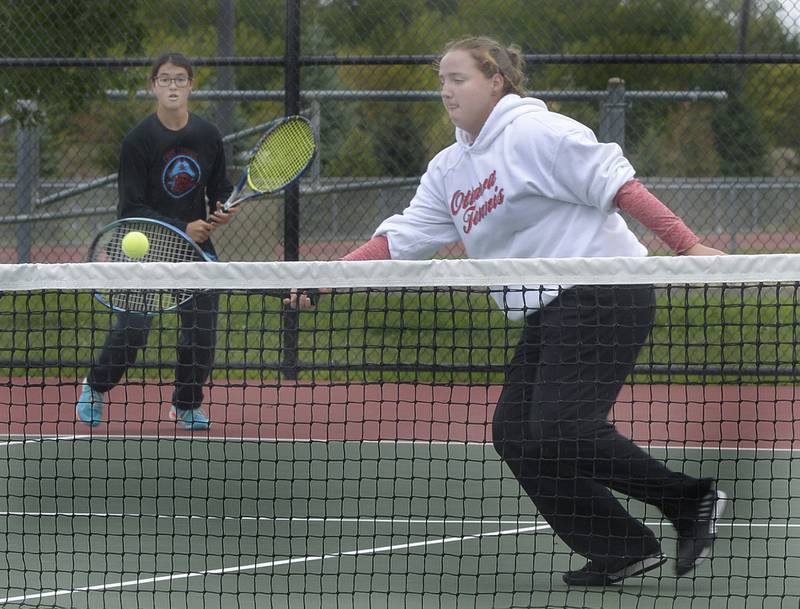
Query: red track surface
1 378 797 448
2 231 800 263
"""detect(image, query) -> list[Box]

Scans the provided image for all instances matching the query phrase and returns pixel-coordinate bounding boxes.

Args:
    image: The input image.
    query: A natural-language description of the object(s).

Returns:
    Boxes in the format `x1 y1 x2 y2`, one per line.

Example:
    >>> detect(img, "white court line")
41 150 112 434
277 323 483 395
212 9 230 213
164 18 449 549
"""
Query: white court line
2 515 798 605
0 434 92 447
0 433 798 452
1 512 538 525
0 512 798 530
0 522 550 605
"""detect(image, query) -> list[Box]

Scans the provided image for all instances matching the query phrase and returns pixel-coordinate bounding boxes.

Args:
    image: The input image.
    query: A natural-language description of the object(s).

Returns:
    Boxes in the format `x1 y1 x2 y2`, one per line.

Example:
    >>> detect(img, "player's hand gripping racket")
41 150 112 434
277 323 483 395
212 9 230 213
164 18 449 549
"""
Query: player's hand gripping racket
87 217 214 314
223 115 316 210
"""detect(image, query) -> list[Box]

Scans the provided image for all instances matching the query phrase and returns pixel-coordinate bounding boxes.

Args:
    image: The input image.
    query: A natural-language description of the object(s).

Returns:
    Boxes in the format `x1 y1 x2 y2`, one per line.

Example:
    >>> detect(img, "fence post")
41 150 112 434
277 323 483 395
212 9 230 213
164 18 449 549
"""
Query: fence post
600 78 626 150
216 0 236 163
728 185 740 253
309 99 321 186
281 0 302 380
15 99 39 263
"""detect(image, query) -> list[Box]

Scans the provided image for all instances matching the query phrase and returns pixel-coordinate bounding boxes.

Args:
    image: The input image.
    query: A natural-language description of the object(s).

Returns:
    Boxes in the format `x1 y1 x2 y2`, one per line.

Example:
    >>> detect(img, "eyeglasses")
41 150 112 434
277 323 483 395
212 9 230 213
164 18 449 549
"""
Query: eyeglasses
153 75 191 88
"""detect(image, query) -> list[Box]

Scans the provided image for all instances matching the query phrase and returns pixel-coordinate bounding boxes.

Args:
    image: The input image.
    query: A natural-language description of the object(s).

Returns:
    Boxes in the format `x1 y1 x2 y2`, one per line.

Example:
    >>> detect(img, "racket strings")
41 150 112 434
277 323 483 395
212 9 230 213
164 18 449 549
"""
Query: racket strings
247 119 315 193
96 222 203 313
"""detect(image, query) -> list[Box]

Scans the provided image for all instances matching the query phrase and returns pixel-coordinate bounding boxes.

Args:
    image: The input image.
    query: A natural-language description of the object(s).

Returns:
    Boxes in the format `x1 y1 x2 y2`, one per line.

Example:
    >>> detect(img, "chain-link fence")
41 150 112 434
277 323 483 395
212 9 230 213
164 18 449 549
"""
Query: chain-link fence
1 0 800 262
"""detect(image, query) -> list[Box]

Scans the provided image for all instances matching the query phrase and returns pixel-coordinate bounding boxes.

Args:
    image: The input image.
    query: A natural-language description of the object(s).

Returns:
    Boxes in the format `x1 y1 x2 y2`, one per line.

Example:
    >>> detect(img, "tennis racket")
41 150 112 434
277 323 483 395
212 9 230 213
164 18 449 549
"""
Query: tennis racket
87 217 213 314
222 115 316 211
87 217 316 314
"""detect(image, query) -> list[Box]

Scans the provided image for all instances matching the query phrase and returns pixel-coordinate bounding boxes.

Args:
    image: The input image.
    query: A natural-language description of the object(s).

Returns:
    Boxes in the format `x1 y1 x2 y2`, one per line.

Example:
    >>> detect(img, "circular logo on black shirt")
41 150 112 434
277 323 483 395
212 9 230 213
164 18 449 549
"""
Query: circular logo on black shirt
162 155 201 198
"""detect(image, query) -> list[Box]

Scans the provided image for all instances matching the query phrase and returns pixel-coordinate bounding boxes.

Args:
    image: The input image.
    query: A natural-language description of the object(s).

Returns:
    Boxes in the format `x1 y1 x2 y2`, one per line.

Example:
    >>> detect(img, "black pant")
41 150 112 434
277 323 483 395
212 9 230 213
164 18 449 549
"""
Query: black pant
88 291 219 411
492 285 707 562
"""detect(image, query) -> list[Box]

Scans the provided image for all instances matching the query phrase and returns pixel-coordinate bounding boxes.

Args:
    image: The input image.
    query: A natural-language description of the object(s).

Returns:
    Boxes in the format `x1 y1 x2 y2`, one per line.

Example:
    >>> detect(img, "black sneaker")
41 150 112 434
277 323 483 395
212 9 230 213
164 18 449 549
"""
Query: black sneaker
675 487 728 576
562 552 667 586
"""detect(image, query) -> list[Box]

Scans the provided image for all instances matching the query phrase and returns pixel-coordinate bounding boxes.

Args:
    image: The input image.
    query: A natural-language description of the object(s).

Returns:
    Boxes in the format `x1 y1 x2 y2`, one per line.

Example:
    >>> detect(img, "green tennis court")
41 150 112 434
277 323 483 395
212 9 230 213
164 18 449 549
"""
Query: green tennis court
1 436 797 609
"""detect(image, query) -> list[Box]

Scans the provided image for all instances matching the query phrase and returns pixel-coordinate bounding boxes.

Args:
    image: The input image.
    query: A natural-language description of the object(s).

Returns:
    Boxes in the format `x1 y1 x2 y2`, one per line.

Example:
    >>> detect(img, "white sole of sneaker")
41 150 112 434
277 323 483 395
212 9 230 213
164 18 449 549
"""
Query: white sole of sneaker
608 554 668 583
694 490 729 566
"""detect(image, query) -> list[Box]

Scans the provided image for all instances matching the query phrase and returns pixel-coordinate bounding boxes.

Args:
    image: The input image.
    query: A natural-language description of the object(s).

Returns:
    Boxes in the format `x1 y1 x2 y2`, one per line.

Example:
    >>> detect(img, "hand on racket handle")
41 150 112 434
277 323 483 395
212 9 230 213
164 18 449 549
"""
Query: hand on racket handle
186 219 215 243
210 201 238 227
284 288 329 310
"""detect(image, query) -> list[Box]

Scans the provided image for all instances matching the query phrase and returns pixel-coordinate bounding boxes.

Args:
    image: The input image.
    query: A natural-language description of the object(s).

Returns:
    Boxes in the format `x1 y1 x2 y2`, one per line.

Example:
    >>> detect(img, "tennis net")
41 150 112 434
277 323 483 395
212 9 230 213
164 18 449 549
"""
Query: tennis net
0 254 798 609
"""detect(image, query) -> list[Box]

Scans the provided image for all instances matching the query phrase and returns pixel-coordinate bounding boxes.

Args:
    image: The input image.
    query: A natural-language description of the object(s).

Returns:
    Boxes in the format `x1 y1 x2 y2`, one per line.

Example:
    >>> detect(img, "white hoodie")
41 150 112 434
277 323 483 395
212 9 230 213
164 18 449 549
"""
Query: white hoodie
374 94 647 319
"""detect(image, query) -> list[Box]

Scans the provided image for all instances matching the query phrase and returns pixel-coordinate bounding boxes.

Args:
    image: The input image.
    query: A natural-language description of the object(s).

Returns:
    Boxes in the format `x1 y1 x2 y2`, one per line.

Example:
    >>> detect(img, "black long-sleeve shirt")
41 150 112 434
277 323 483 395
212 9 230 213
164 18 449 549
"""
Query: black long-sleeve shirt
117 113 232 251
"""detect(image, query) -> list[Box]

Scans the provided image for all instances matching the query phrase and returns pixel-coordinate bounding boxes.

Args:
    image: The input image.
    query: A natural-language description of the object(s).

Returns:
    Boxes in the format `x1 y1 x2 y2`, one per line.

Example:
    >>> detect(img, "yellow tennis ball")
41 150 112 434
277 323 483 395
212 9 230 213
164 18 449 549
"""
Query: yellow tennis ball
121 231 149 259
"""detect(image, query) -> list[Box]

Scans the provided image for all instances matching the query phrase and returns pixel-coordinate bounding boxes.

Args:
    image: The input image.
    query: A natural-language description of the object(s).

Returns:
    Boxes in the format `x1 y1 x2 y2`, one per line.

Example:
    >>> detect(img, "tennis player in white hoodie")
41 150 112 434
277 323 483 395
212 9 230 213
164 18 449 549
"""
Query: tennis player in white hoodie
305 36 729 587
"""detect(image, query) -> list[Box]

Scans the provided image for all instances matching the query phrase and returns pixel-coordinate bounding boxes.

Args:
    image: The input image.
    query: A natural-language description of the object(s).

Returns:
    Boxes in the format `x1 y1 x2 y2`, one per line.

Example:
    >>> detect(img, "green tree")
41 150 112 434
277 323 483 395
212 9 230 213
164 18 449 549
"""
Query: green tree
0 0 144 121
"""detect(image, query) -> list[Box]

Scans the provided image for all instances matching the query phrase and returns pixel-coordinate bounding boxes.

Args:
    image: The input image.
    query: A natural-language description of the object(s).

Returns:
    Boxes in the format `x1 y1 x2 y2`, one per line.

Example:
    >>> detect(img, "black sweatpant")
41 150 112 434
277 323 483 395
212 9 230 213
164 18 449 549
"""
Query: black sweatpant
492 285 707 562
87 291 219 411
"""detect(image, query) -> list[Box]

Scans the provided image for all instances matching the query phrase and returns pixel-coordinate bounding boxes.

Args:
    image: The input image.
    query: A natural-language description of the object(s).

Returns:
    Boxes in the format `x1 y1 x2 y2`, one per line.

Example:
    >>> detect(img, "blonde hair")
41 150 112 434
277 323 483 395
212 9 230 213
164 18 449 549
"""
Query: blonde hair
438 36 527 97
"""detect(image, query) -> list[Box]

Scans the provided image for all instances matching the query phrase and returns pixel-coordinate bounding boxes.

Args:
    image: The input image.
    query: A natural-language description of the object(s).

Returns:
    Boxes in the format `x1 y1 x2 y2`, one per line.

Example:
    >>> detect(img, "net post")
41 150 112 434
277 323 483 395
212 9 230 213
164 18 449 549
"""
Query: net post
600 77 626 150
15 99 39 263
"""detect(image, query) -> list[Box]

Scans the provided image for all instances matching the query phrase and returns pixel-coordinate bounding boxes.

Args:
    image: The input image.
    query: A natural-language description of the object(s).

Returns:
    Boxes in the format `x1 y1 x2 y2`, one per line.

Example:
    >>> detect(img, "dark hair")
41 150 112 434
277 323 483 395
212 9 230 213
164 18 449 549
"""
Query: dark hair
438 36 527 97
150 52 194 81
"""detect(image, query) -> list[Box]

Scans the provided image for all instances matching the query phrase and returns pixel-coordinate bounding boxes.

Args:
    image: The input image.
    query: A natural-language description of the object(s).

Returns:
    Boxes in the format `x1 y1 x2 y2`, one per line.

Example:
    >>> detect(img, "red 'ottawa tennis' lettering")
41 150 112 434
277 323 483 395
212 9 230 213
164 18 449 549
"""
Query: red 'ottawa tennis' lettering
449 170 504 233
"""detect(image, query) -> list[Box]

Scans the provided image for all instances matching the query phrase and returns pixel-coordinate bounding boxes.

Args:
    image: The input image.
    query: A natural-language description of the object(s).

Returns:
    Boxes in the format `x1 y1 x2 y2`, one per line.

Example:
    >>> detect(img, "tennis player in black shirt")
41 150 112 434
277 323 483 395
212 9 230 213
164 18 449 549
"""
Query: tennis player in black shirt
77 52 237 430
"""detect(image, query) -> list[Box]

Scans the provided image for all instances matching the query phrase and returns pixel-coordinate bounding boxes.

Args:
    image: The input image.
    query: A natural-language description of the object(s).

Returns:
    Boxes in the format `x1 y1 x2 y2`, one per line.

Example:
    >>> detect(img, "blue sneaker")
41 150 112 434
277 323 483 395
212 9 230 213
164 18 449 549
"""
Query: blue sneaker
169 406 210 430
76 379 105 427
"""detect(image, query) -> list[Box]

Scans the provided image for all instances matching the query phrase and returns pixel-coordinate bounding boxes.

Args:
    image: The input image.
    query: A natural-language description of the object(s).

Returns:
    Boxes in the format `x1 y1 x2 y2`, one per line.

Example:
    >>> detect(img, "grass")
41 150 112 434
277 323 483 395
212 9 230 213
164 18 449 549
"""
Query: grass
0 284 797 384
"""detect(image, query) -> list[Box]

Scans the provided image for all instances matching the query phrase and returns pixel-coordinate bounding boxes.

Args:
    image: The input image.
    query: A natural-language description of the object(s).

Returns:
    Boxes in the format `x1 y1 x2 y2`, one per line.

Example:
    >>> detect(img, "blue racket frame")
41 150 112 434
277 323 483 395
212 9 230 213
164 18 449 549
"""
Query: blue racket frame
87 217 213 315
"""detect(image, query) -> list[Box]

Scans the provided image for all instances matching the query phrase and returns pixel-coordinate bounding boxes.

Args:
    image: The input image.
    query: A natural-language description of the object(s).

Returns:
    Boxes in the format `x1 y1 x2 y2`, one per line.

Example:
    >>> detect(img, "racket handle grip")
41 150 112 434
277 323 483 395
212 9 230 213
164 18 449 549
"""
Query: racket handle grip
222 190 238 212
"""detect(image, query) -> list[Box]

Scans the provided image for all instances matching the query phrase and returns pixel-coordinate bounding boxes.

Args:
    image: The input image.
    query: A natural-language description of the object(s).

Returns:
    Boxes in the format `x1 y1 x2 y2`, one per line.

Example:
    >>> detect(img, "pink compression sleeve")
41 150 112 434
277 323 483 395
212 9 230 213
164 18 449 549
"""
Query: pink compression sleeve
341 235 392 261
614 179 700 254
